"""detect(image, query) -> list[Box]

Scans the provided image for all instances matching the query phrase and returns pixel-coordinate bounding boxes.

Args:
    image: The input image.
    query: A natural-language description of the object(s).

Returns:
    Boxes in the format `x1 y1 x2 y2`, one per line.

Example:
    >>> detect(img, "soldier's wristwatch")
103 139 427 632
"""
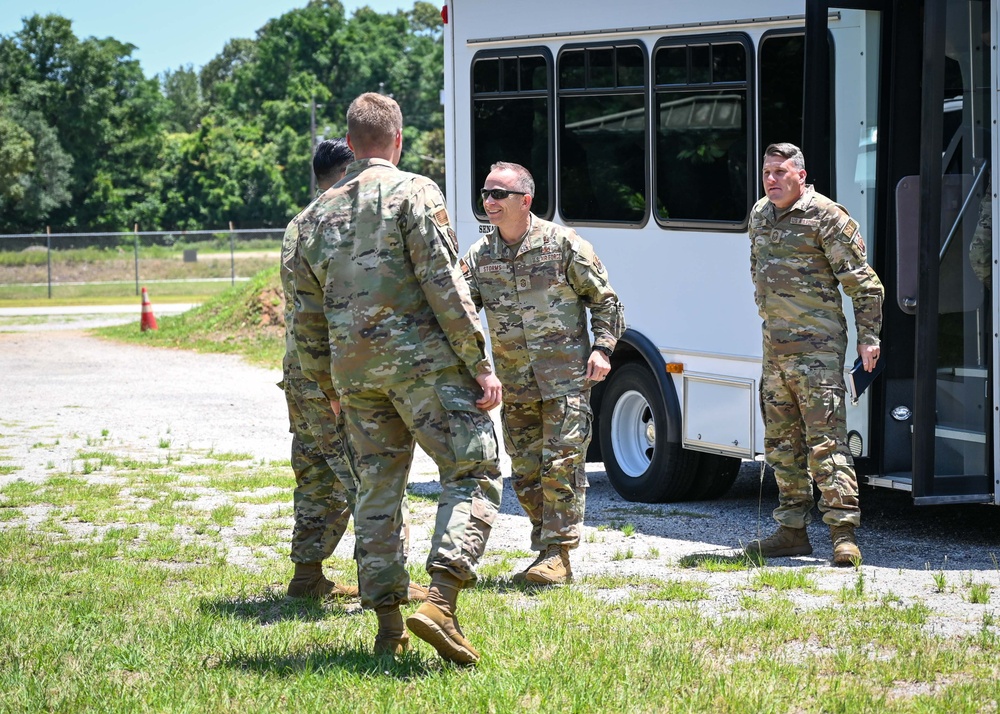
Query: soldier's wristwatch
593 345 613 358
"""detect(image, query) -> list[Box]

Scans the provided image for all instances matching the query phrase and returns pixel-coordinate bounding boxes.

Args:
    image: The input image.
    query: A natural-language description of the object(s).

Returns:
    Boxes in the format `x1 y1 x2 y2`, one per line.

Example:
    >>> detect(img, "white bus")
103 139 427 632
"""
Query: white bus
441 0 998 506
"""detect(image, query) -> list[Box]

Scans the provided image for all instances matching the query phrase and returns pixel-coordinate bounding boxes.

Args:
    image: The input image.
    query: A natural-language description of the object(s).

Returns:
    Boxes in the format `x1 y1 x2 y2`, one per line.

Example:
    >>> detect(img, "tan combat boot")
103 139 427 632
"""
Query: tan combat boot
830 524 862 566
374 605 411 656
287 562 360 599
511 551 547 584
744 526 812 558
407 582 430 602
406 572 480 665
525 544 572 585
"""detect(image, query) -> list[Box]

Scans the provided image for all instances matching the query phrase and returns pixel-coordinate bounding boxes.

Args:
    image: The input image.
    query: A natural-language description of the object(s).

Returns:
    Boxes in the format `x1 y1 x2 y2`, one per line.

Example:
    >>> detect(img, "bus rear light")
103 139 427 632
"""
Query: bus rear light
666 363 683 374
442 5 448 23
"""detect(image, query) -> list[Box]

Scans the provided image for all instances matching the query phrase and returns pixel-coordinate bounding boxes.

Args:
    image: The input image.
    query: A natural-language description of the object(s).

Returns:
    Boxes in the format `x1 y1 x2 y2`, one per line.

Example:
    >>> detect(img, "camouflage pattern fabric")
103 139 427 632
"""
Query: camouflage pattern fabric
462 214 622 550
284 376 354 563
342 366 502 610
292 157 493 401
761 351 860 528
280 215 357 564
289 158 500 611
750 186 880 528
970 191 992 284
749 186 883 358
501 395 591 549
462 215 625 403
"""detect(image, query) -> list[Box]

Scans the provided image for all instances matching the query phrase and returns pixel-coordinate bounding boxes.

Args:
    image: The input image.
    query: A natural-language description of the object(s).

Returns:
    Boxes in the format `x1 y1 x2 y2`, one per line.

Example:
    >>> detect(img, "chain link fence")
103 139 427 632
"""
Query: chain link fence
0 228 285 300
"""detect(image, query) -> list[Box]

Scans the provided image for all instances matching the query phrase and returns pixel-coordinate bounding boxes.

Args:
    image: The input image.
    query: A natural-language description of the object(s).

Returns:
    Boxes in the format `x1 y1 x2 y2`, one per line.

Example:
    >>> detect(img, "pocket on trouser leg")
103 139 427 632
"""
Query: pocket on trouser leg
558 394 592 489
434 383 499 466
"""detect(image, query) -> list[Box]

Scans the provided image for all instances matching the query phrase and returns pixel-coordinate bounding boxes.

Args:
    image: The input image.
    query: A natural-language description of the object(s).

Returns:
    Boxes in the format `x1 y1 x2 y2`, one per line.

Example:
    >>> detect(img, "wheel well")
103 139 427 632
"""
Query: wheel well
588 328 681 462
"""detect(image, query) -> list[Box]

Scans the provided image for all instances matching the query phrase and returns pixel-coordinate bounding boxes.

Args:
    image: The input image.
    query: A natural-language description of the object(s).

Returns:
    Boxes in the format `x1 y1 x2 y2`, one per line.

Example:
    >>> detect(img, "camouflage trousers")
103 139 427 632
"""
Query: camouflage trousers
761 351 861 528
284 375 355 564
341 365 502 610
501 392 592 550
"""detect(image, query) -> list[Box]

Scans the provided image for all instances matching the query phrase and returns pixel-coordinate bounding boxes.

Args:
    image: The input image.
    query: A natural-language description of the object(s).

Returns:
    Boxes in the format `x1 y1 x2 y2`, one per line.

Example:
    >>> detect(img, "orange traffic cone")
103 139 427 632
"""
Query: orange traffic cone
140 286 158 331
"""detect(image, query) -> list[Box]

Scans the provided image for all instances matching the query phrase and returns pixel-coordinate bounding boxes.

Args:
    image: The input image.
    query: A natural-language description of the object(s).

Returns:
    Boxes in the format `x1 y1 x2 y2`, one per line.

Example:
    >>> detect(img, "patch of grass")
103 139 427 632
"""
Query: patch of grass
210 504 243 527
679 551 760 571
646 579 711 602
207 451 255 462
93 267 285 368
751 568 817 591
967 582 991 604
0 464 21 475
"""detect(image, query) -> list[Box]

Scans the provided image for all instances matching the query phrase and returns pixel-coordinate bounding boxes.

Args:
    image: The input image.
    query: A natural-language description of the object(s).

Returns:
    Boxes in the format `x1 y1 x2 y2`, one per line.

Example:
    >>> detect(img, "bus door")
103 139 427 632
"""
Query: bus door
908 0 994 503
807 0 993 503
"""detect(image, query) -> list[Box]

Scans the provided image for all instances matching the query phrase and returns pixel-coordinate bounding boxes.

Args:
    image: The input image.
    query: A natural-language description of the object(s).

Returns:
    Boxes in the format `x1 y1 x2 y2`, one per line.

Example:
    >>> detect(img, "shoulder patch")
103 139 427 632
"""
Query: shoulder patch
593 255 605 273
841 218 859 240
460 259 470 275
433 208 450 227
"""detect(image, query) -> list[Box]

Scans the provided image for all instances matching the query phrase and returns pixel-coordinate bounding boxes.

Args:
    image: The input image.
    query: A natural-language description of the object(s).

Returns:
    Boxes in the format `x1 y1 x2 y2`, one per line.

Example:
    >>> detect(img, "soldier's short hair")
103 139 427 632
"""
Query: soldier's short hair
490 161 535 196
313 138 354 186
764 142 806 171
347 93 402 153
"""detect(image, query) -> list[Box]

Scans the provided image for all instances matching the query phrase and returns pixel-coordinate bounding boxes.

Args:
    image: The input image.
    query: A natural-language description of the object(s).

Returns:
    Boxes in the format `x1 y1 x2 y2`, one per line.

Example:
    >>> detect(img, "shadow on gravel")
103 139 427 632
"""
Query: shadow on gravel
412 459 1000 573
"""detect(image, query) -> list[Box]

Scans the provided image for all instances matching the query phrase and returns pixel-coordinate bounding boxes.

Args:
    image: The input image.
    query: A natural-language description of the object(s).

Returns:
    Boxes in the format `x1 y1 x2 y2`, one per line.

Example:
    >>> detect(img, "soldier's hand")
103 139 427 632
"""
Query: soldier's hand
586 350 612 382
330 399 341 416
858 344 881 373
475 372 502 411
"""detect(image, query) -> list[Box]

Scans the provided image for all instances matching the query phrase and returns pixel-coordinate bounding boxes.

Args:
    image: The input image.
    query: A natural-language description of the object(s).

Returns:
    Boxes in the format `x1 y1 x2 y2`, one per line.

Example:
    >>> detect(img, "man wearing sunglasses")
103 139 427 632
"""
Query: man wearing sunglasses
461 161 625 585
291 93 503 665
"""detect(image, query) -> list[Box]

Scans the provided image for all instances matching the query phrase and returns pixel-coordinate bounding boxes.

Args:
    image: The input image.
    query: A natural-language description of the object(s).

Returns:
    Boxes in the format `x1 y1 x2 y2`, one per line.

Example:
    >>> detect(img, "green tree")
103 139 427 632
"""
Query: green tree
160 115 296 229
161 65 205 133
0 14 166 231
0 103 73 231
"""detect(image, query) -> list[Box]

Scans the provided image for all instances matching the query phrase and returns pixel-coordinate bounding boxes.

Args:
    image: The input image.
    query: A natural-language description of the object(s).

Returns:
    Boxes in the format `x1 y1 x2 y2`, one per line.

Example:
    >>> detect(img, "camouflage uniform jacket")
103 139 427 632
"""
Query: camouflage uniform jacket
292 158 492 400
462 214 625 402
749 186 884 357
279 209 325 400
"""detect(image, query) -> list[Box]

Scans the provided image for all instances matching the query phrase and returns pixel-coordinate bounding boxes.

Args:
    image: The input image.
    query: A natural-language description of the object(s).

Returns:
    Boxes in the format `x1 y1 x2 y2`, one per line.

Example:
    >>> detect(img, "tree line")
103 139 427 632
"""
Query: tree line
0 0 444 235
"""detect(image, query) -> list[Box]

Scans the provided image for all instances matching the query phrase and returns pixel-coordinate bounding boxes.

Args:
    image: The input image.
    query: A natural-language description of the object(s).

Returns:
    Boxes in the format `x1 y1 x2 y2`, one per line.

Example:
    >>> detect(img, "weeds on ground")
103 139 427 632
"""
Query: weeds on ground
2 448 999 712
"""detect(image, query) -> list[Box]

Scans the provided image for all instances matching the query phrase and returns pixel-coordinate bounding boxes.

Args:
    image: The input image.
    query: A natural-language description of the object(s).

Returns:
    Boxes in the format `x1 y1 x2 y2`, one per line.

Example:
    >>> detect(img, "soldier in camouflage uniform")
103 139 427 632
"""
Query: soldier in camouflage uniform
281 139 427 603
461 162 625 585
291 93 502 665
281 139 358 599
745 143 884 566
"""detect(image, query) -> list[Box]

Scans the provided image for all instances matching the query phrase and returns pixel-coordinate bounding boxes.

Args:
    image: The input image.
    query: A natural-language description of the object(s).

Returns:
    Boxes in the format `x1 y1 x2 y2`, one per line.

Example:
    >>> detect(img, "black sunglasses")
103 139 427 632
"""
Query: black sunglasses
480 188 527 201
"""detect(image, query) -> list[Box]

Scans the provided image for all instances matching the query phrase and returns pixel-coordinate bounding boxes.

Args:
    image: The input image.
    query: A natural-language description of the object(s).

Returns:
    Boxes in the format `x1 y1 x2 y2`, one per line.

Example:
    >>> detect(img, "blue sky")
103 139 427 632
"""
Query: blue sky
0 0 416 77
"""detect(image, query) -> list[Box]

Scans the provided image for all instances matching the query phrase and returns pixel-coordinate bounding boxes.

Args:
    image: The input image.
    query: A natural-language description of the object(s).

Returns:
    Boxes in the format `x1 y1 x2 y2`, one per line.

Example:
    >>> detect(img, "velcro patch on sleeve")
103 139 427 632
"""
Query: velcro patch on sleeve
433 208 450 227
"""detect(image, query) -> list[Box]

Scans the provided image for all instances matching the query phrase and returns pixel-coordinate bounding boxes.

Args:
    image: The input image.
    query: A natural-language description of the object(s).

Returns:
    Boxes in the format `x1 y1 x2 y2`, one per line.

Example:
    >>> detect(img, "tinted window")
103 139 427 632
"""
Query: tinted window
472 51 552 219
653 39 750 225
558 44 648 223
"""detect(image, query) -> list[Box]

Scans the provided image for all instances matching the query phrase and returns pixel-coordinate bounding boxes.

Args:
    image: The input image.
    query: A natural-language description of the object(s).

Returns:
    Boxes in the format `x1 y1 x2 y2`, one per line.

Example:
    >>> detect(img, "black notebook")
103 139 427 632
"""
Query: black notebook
847 354 885 403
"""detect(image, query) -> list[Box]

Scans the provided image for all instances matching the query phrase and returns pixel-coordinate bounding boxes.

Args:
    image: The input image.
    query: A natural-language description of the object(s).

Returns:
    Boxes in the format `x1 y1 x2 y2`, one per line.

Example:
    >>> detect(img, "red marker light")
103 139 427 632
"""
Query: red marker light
441 5 448 23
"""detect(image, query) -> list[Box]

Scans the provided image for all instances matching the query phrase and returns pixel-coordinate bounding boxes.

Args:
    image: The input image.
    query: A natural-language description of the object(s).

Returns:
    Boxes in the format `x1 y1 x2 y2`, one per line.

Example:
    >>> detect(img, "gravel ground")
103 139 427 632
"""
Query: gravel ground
2 326 1000 638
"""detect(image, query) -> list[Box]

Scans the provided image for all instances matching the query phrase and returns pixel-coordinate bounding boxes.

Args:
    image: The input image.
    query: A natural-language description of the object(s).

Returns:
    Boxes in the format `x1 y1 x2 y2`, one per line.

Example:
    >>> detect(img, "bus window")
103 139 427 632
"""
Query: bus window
758 33 805 156
653 36 751 228
558 43 648 224
471 50 553 219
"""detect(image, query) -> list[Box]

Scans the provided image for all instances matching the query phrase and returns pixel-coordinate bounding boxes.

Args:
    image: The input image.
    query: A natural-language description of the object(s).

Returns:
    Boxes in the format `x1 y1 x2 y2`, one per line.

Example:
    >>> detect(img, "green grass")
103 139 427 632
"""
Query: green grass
4 436 1000 712
93 267 284 368
4 262 997 710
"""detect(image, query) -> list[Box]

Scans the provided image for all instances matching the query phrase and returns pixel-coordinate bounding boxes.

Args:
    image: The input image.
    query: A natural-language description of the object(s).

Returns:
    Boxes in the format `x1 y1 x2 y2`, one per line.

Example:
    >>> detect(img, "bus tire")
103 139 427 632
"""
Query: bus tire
599 362 696 502
685 453 742 501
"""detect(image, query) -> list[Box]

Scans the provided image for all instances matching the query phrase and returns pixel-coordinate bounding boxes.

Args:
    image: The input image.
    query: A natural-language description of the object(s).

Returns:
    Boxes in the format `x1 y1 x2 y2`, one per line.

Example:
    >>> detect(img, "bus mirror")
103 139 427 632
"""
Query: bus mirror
895 176 920 315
